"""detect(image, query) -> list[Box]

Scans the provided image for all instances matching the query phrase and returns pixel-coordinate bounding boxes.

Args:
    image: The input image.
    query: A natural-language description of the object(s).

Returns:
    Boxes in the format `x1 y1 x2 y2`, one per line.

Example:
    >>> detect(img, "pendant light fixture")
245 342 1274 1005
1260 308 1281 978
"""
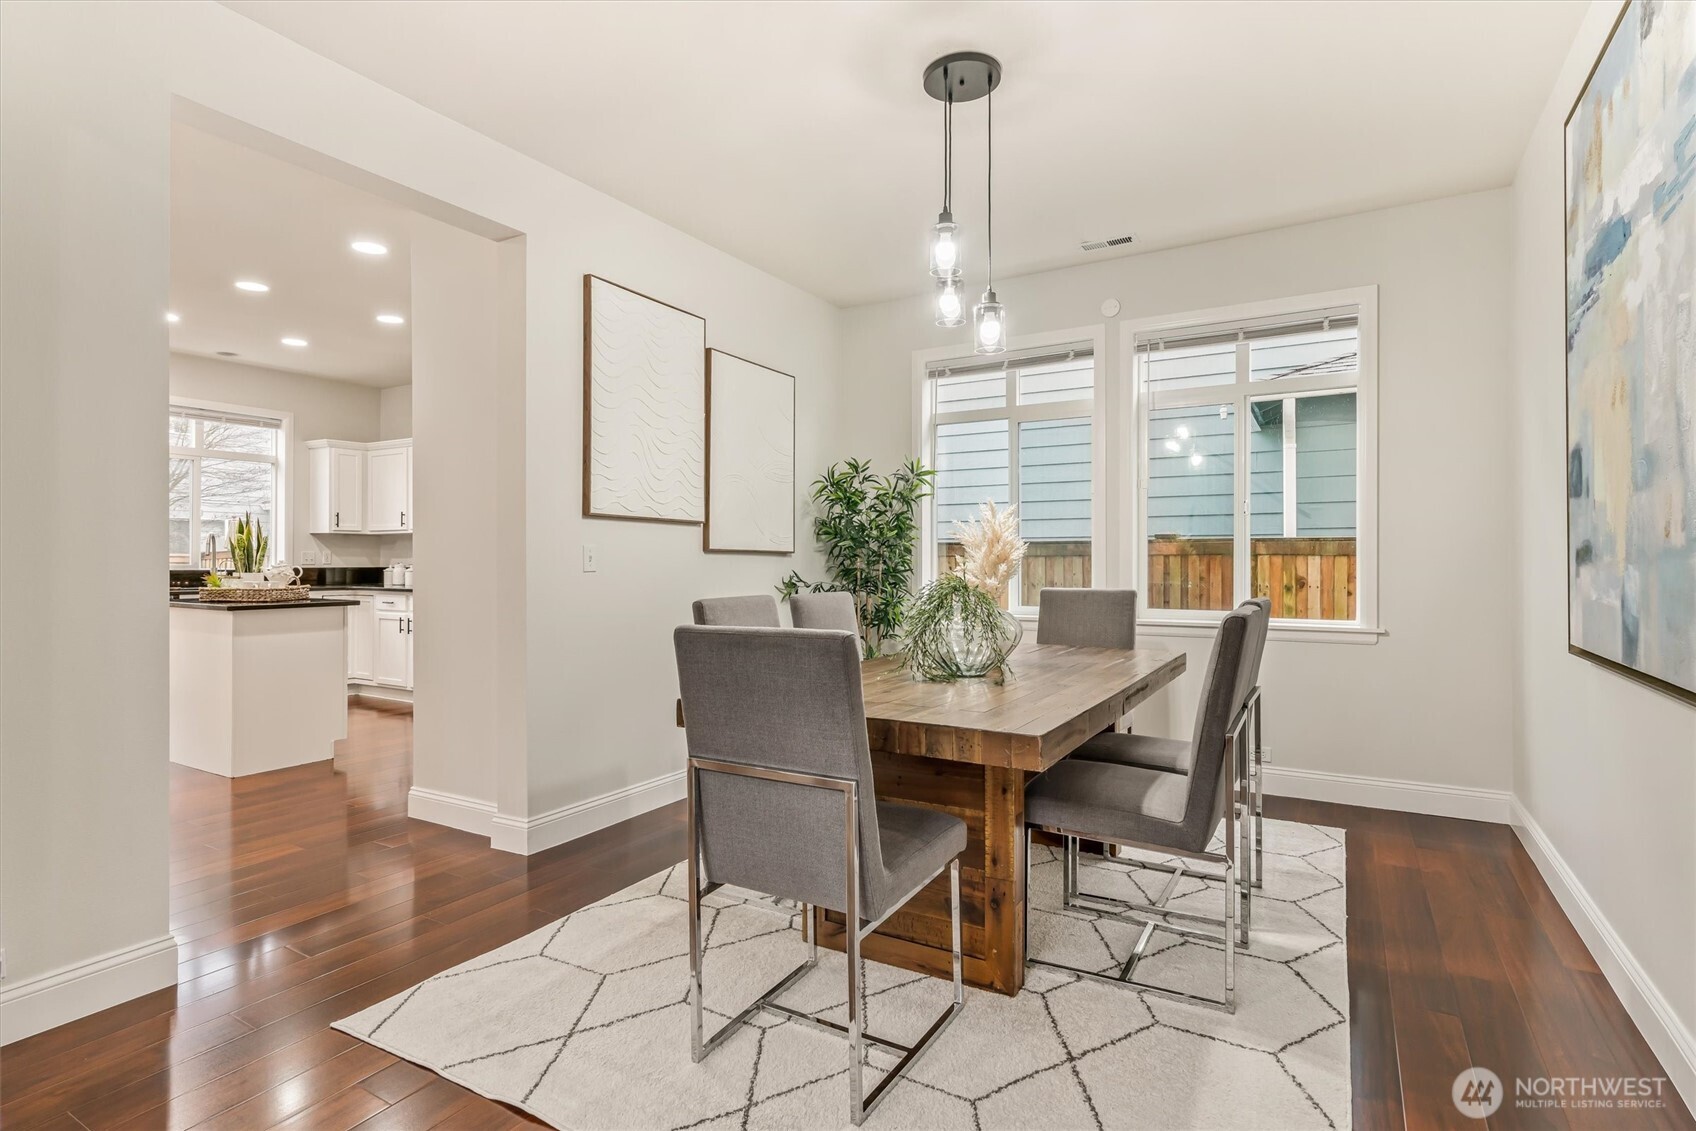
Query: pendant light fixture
923 52 1002 336
973 82 1005 354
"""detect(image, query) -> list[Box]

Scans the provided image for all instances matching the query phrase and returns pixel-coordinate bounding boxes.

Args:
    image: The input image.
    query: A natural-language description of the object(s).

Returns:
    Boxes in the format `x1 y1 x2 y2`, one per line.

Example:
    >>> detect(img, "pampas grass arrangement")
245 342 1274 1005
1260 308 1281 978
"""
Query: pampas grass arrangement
952 500 1027 607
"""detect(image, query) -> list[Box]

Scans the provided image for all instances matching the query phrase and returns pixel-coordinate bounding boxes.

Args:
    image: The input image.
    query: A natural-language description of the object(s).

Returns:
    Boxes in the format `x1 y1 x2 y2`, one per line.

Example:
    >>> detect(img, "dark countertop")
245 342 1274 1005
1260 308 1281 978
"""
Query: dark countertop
169 596 360 611
313 585 413 593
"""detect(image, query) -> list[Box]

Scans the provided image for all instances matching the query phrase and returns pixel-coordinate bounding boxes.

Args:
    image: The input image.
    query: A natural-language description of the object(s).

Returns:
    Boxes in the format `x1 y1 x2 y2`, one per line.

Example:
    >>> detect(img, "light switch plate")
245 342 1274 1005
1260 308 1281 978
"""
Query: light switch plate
582 545 598 573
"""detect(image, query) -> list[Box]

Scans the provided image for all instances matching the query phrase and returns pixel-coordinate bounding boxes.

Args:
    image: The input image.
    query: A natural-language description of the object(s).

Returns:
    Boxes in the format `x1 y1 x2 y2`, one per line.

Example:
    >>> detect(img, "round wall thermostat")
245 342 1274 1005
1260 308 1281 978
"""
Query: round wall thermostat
1100 298 1122 317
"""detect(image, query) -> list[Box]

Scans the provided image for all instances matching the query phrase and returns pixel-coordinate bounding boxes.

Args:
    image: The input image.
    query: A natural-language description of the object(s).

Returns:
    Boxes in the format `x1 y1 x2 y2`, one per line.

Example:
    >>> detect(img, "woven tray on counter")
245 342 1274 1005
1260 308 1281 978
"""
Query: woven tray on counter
196 586 313 603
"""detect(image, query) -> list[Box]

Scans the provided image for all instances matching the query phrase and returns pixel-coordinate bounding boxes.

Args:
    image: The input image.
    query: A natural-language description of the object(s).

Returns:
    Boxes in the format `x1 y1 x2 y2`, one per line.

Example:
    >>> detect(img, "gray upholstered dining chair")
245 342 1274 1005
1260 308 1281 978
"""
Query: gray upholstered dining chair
1024 606 1257 1011
674 625 967 1125
1036 587 1139 734
1035 587 1138 650
691 594 781 627
1069 597 1270 897
788 591 859 634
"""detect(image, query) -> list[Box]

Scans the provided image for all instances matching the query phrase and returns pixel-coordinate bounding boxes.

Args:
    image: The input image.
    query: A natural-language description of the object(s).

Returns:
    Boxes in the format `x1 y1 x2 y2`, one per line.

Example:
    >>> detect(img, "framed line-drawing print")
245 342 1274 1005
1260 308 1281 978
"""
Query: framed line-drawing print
582 275 706 524
704 350 796 554
1564 0 1696 706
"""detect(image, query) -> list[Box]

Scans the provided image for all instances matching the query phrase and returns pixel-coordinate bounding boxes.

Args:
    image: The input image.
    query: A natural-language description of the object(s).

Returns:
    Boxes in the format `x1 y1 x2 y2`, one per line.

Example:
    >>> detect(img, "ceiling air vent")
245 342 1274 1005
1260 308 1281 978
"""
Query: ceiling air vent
1080 234 1135 252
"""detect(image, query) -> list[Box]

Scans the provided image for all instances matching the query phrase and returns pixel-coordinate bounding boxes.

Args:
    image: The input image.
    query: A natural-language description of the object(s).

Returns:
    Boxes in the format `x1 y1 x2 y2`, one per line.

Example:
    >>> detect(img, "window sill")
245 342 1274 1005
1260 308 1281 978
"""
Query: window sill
1138 618 1385 645
1011 613 1384 646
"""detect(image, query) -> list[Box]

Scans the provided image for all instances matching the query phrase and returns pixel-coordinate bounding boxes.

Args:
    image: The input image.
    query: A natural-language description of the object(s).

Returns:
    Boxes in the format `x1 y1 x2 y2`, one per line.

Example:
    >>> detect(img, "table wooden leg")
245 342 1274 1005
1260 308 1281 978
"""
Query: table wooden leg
815 752 1029 995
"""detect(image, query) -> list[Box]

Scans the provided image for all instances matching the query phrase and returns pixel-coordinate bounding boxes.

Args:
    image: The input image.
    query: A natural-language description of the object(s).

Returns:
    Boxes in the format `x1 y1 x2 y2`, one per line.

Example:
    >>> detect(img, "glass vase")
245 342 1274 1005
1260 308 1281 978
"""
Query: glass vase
945 609 1023 679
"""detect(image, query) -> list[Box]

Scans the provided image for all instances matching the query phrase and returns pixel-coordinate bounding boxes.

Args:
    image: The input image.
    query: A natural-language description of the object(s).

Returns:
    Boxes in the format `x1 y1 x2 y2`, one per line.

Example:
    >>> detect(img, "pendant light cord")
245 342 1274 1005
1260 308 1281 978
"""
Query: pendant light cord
986 87 994 288
942 74 953 213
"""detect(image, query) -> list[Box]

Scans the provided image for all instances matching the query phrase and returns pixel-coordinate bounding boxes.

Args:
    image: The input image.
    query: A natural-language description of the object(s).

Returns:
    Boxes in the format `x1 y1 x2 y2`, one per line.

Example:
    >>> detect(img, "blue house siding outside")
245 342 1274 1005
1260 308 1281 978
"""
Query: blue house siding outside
1149 393 1356 540
1293 392 1357 536
934 417 1094 541
1018 418 1092 541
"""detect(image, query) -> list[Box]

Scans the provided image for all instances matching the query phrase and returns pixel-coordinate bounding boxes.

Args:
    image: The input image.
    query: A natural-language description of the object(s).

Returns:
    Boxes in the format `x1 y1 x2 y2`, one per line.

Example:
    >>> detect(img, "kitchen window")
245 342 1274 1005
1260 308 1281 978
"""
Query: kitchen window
169 404 285 569
1130 288 1378 630
916 333 1103 614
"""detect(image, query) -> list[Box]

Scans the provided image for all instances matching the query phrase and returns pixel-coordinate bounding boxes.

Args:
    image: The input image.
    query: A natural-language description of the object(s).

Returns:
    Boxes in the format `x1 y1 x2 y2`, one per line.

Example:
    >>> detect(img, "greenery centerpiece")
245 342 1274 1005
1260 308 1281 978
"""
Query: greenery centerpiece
778 458 934 658
902 501 1029 682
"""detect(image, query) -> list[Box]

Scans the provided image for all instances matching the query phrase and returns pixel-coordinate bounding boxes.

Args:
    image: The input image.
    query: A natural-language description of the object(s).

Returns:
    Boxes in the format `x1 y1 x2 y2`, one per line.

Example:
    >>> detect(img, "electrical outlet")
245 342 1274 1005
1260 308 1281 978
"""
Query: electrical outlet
1 948 7 981
300 549 318 565
582 544 598 573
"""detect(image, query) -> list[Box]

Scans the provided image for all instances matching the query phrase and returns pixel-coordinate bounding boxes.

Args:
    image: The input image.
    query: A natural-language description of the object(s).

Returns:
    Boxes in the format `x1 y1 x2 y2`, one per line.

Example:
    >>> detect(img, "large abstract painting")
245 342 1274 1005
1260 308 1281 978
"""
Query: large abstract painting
1566 0 1696 704
704 350 795 554
583 275 706 523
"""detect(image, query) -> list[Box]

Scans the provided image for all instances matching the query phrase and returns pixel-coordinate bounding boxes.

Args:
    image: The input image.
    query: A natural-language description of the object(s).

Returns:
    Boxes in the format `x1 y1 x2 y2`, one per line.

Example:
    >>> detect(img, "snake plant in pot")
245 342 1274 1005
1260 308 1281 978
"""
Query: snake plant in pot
230 512 268 579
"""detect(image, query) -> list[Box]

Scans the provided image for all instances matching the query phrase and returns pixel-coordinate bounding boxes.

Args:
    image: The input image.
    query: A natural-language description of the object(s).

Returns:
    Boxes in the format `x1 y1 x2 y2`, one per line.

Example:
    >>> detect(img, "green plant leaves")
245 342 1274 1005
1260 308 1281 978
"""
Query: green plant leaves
899 574 1018 681
776 458 934 659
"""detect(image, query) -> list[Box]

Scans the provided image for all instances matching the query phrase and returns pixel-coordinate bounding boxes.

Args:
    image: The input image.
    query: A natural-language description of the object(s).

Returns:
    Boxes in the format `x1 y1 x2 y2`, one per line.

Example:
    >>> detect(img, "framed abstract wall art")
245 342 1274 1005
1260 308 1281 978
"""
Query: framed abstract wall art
704 349 796 554
583 275 707 524
1565 0 1696 705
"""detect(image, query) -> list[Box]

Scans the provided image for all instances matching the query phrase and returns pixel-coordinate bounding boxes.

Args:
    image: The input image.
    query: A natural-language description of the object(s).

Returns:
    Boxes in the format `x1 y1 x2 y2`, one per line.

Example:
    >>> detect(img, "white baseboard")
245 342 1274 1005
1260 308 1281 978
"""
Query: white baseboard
1510 799 1696 1110
490 770 686 856
0 934 179 1045
407 786 497 837
1263 764 1513 822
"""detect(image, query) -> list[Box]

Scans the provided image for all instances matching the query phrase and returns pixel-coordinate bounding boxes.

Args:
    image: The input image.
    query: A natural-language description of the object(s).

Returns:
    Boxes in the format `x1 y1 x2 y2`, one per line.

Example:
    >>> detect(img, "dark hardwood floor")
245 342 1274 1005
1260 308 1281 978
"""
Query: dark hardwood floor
1 703 1688 1129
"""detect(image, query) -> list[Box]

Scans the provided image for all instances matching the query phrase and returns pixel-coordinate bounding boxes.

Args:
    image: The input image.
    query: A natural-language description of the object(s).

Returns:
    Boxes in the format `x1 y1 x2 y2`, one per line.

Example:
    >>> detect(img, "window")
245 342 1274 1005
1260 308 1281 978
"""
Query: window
920 342 1099 611
1134 290 1376 627
169 405 284 568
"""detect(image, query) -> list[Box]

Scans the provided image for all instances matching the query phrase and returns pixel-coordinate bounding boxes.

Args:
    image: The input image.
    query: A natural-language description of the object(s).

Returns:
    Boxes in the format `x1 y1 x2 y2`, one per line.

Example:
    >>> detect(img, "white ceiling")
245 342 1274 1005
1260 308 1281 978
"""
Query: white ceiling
221 0 1586 308
171 124 413 386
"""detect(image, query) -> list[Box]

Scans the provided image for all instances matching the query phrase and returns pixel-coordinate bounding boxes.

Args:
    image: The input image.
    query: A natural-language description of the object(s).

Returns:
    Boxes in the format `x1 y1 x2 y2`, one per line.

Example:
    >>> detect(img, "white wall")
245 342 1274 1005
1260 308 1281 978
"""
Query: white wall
1508 0 1696 1096
0 0 845 1037
379 384 412 440
841 191 1518 806
0 1 176 1043
169 351 386 567
408 216 503 816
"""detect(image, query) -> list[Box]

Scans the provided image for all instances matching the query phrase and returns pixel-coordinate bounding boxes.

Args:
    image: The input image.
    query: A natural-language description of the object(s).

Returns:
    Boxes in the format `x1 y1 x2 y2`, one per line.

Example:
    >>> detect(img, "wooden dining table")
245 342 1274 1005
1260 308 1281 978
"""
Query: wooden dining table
680 640 1186 996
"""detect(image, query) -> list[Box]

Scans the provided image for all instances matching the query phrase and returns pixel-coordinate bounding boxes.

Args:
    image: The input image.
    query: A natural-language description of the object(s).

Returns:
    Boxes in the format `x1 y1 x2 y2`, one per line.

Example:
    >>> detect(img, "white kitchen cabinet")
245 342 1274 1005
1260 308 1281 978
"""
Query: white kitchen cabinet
346 595 375 682
373 607 414 689
306 441 366 534
365 441 412 533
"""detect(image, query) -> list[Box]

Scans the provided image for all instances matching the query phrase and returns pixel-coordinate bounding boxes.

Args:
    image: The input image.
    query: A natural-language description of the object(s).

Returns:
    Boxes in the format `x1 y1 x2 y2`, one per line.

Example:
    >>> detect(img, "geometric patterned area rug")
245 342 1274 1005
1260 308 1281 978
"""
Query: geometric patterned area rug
335 819 1348 1129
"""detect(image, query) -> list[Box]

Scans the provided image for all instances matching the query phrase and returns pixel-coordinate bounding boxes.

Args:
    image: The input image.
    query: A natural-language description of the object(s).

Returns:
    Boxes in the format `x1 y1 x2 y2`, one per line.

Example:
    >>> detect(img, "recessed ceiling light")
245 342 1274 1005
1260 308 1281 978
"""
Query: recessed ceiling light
281 337 308 348
216 351 239 358
165 312 180 324
350 240 388 256
375 313 406 325
234 280 270 293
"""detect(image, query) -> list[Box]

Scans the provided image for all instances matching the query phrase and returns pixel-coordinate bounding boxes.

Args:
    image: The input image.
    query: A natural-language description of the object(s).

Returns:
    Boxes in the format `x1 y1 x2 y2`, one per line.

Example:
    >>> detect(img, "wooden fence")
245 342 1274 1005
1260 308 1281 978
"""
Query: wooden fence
938 541 1092 609
1147 537 1357 620
939 537 1356 620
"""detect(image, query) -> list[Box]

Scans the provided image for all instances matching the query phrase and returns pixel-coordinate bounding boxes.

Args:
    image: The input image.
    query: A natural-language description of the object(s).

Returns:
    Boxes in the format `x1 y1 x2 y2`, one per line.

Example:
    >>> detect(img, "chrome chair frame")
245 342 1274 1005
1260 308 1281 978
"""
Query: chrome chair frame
1065 687 1262 939
1028 692 1253 1012
686 757 965 1126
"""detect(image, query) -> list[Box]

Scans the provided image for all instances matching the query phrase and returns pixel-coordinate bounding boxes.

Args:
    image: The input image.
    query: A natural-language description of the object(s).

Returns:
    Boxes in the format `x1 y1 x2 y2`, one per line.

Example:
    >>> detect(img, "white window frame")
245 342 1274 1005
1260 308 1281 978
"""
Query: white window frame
169 397 291 569
912 324 1108 616
1120 286 1380 642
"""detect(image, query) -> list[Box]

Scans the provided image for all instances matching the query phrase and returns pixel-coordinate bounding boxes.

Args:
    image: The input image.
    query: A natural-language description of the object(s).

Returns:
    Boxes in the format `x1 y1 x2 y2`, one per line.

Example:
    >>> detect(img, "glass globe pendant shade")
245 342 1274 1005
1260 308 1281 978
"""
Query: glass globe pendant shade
935 277 965 327
929 212 961 279
973 289 1006 354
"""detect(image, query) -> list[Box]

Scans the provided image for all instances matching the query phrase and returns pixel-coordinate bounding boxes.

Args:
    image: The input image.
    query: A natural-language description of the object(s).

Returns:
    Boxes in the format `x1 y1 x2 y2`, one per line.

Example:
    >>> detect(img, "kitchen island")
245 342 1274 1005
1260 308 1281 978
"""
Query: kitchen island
169 597 357 777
